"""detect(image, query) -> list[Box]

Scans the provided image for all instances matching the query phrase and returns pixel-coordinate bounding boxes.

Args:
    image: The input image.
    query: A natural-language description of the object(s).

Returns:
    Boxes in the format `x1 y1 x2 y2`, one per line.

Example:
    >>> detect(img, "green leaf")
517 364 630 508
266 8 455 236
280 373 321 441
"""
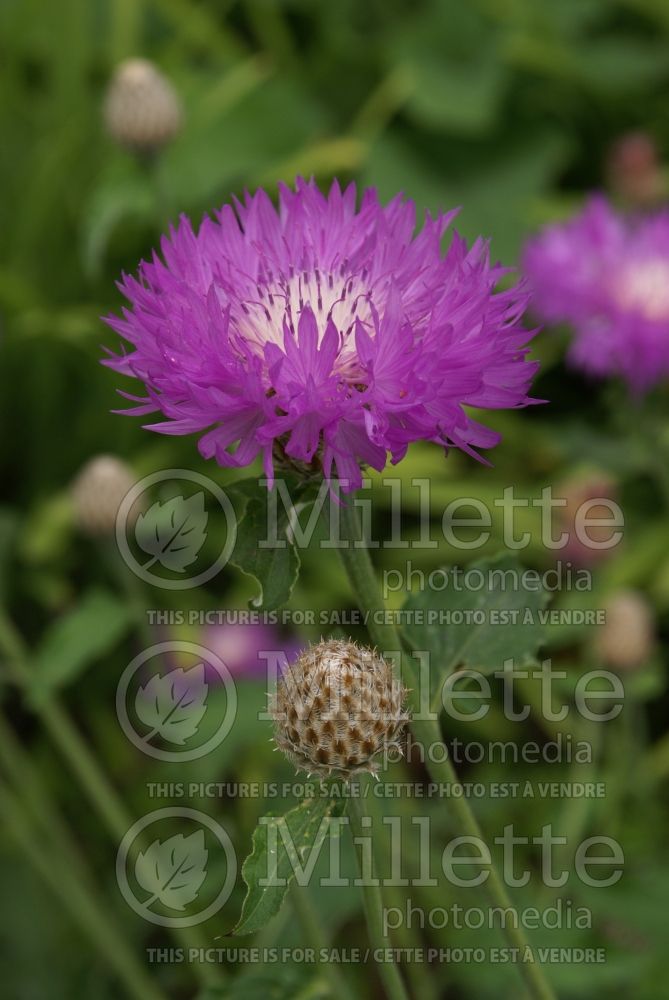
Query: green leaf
231 495 300 611
578 39 669 94
233 797 346 936
31 588 133 701
229 477 320 611
390 2 506 135
402 554 548 703
362 130 567 263
163 74 328 207
81 160 154 278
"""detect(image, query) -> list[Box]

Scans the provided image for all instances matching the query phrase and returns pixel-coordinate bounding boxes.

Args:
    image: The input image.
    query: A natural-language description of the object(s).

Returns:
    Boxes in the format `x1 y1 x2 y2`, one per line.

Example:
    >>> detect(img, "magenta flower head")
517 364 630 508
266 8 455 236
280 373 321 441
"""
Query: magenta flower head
523 195 669 395
103 178 539 490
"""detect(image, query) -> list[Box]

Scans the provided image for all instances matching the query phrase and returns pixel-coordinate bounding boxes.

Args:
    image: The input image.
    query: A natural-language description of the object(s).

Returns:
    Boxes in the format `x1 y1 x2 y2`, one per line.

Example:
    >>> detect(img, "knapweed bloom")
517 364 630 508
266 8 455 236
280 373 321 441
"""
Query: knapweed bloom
202 621 302 678
523 196 669 394
104 179 539 490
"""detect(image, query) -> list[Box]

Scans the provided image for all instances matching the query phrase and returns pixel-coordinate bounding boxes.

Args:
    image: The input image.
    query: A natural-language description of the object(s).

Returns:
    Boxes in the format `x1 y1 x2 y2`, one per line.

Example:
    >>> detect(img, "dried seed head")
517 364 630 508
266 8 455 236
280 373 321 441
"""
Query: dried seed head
271 639 409 779
104 58 182 154
594 590 655 671
71 455 137 537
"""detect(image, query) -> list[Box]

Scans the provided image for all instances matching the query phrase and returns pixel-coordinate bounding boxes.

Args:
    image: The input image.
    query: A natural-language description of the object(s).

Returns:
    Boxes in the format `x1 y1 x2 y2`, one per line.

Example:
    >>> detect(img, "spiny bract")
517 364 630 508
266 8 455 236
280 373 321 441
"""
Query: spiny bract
270 639 409 779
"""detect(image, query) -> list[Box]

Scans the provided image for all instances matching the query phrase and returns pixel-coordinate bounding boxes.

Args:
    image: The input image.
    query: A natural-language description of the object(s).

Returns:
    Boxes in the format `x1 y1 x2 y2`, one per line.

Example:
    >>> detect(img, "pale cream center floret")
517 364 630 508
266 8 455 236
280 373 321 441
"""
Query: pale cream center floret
236 270 377 378
615 259 669 321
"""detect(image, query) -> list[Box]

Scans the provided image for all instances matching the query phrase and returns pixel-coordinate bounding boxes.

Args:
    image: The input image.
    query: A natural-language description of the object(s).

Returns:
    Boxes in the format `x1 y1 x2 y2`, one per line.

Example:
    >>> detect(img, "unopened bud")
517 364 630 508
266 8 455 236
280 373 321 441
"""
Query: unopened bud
271 639 409 778
606 131 664 207
595 590 655 671
71 455 137 537
104 58 182 154
557 471 618 567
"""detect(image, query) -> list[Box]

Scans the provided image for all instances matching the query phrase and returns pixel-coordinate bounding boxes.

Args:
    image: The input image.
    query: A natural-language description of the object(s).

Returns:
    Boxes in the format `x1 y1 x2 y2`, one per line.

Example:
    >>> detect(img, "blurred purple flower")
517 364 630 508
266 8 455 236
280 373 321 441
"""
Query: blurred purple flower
103 178 539 490
143 622 302 693
523 196 669 394
201 621 302 679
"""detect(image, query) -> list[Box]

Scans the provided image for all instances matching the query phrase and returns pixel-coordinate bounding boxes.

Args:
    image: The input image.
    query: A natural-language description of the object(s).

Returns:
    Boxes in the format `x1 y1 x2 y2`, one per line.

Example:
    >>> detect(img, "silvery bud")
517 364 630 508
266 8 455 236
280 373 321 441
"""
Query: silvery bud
104 58 182 154
271 639 409 779
595 590 655 671
71 455 137 537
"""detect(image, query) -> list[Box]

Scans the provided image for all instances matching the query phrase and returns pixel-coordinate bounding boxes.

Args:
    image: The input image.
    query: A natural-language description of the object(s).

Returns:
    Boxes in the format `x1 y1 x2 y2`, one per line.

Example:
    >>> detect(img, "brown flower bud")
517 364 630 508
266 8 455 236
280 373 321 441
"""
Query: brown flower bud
606 131 664 207
595 590 655 671
104 58 182 154
71 455 137 537
556 471 619 568
271 639 409 778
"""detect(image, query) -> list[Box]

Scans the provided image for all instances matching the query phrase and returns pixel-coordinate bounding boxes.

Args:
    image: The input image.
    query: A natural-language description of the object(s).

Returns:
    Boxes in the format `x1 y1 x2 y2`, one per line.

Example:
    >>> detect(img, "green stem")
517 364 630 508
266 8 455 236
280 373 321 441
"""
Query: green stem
542 720 602 907
348 774 411 1000
0 716 175 993
0 608 224 989
514 674 579 744
109 0 142 63
244 0 296 66
290 882 357 1000
362 766 439 1000
350 66 413 142
329 499 557 1000
136 151 173 236
0 711 96 881
0 779 165 1000
0 610 129 836
609 387 669 510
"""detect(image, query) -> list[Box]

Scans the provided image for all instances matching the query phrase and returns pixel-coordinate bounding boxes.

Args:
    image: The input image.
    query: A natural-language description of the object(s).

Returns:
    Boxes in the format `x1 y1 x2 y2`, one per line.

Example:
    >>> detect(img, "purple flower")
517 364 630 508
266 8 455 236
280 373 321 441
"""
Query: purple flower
523 195 669 394
104 179 539 489
201 622 303 679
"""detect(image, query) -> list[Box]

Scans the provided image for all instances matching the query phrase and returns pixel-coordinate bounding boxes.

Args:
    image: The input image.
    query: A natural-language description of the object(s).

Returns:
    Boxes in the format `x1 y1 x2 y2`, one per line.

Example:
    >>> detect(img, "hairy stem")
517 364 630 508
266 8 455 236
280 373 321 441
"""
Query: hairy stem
290 881 358 1000
348 774 411 1000
328 498 557 1000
